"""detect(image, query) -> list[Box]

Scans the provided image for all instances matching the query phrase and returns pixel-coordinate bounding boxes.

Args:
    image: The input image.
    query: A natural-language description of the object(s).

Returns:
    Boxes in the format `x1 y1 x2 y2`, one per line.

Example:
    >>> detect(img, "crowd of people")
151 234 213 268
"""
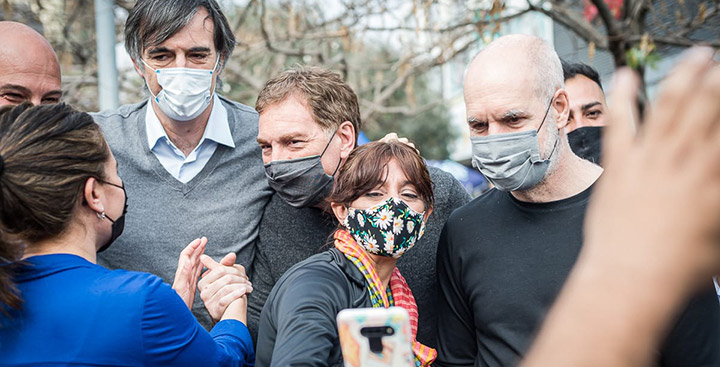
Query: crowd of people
0 0 719 366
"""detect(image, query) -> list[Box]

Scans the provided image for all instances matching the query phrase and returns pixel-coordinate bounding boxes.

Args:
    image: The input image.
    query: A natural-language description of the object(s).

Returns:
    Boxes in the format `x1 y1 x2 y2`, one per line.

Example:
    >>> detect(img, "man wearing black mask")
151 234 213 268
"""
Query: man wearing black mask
562 60 605 165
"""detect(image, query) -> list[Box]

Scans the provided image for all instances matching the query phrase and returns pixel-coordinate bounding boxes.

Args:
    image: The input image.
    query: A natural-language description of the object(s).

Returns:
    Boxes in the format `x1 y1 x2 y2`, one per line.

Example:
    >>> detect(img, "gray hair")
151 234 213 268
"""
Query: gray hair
124 0 235 72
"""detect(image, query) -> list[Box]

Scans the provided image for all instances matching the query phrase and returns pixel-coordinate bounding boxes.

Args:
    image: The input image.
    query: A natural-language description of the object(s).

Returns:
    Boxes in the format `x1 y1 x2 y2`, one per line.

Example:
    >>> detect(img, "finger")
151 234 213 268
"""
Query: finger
217 289 250 311
189 239 207 268
205 283 252 314
679 64 720 141
179 238 201 260
198 264 246 290
647 47 715 139
200 274 253 302
200 274 251 299
232 264 248 278
174 238 201 282
605 68 640 168
380 132 399 142
200 254 220 271
219 252 236 267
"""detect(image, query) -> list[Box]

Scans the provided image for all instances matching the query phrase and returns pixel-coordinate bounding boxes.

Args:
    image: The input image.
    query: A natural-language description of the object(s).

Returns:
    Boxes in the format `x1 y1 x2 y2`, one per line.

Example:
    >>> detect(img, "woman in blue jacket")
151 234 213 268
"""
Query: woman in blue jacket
0 103 253 366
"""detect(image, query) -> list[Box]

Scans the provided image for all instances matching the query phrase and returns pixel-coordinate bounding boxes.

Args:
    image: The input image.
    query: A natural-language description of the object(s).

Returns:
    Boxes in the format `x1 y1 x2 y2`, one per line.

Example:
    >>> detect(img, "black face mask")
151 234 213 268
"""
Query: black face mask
568 126 603 166
97 180 128 253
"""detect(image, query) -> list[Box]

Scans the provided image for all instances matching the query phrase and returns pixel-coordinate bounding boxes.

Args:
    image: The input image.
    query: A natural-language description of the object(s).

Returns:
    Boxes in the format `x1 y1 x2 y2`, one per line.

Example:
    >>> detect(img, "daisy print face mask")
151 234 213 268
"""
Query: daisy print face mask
342 197 426 258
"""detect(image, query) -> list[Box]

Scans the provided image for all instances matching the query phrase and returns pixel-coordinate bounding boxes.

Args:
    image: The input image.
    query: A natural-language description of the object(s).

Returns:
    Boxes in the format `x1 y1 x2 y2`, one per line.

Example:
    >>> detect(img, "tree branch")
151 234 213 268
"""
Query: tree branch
527 0 608 49
258 0 323 59
589 0 620 37
362 9 532 33
628 35 720 48
360 99 442 116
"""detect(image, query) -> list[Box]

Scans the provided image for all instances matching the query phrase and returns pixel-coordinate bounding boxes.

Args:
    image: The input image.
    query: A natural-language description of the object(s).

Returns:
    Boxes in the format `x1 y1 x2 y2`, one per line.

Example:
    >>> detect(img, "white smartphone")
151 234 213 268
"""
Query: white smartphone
336 307 414 367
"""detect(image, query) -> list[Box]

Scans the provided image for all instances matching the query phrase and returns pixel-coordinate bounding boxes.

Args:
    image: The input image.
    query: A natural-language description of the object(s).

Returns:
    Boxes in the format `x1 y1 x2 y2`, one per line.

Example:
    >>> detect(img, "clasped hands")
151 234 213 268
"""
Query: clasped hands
172 237 253 324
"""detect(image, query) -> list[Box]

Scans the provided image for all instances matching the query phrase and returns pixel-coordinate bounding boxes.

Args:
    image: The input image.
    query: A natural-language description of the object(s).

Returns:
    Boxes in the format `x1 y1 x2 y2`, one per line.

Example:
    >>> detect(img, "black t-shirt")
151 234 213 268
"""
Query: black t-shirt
435 186 720 367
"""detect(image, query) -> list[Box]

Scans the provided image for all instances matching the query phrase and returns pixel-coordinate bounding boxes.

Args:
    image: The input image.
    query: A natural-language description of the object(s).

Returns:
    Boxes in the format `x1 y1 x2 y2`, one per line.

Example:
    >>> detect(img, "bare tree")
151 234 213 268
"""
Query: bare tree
7 0 717 156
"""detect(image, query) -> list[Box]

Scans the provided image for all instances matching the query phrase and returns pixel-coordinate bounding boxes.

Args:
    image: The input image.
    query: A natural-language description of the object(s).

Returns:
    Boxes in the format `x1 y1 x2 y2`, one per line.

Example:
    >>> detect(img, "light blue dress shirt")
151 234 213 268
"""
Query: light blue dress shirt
146 94 236 183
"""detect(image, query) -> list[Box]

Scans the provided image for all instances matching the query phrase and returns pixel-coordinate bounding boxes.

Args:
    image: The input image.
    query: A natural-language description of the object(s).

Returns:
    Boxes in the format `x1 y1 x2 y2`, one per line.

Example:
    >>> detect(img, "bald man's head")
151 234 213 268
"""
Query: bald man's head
0 22 62 106
463 34 571 188
465 35 563 108
463 35 569 135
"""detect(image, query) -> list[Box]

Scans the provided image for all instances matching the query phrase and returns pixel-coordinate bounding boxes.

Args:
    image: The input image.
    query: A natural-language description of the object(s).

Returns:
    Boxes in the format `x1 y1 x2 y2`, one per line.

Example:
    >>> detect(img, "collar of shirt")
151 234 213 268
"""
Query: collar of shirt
145 94 236 153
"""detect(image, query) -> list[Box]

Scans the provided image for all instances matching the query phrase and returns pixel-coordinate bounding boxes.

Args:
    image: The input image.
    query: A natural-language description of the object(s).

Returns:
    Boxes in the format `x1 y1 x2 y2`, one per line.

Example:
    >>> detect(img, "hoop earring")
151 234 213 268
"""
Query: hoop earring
96 211 106 220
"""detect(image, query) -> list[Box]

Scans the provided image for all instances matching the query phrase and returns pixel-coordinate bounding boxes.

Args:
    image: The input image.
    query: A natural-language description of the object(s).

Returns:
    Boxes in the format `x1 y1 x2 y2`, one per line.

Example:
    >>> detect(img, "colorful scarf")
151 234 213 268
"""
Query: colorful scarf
335 229 437 366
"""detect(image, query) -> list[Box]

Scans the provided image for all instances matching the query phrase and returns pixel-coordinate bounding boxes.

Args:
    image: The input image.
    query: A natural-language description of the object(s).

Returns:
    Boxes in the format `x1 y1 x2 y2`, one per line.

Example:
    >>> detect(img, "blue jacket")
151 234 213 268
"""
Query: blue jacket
0 254 254 367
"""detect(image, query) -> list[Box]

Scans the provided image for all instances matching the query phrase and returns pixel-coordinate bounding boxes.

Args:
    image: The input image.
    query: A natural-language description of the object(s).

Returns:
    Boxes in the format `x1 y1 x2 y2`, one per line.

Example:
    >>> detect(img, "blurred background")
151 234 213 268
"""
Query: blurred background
2 0 718 195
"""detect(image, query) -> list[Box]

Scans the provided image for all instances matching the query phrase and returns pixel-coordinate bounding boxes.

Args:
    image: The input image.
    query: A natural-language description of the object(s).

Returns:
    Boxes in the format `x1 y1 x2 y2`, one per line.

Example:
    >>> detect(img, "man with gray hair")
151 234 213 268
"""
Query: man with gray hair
93 0 272 328
434 34 719 367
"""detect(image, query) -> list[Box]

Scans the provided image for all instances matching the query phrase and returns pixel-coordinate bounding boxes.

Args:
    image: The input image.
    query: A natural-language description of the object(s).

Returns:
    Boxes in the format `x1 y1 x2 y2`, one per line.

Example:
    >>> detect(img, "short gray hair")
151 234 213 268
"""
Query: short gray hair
124 0 235 71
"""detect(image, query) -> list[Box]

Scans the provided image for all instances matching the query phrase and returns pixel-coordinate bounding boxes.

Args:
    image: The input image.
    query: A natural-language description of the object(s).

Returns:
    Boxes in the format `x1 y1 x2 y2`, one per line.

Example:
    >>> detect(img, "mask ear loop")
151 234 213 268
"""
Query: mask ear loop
319 128 343 176
536 97 560 160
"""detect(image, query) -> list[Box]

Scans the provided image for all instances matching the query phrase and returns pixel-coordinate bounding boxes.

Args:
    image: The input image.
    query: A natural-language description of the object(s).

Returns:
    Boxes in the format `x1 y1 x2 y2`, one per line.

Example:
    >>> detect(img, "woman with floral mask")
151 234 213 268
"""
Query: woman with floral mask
255 140 436 367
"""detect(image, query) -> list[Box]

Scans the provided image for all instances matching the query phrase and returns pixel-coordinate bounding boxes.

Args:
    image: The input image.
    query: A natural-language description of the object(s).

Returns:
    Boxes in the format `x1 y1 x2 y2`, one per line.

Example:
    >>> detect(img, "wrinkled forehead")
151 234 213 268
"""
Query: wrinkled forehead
464 65 544 116
565 75 607 106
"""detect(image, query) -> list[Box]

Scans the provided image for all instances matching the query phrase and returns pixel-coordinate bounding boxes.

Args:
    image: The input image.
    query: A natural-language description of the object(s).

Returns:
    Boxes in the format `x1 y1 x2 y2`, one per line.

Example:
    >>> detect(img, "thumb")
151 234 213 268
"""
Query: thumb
220 252 236 266
200 254 220 271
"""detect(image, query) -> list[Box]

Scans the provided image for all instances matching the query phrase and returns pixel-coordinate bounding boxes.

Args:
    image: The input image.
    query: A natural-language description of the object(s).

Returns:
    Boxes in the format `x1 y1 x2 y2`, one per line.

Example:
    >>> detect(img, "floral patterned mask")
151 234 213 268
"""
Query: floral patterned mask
342 197 426 258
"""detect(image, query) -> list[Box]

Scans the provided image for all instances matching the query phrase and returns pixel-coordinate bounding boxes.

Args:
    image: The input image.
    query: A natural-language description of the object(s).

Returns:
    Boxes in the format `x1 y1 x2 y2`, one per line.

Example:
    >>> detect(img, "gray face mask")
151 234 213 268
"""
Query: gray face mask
264 131 341 208
470 100 558 192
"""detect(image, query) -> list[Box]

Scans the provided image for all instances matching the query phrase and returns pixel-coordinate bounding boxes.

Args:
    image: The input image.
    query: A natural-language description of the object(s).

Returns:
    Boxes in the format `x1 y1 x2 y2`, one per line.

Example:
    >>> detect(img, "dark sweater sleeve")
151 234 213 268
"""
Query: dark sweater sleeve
266 268 348 367
141 275 254 367
435 221 477 367
247 239 276 344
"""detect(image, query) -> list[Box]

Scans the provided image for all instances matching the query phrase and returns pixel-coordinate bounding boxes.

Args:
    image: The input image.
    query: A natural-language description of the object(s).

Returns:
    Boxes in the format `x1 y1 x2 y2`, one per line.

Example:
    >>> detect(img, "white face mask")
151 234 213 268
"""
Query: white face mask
142 57 219 121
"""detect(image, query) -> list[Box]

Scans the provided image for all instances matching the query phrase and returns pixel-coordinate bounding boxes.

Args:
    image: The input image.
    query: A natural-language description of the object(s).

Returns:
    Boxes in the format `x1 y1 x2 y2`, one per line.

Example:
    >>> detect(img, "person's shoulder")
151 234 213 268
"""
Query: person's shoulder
94 269 169 299
218 95 258 119
447 188 503 225
91 101 149 125
268 250 356 309
428 166 472 205
428 165 456 184
262 193 331 228
280 251 345 281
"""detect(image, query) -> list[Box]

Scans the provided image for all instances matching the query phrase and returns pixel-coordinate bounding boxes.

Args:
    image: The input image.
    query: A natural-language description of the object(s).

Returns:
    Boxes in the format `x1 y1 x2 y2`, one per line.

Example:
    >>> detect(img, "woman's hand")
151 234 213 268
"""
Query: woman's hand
172 237 207 309
199 253 253 324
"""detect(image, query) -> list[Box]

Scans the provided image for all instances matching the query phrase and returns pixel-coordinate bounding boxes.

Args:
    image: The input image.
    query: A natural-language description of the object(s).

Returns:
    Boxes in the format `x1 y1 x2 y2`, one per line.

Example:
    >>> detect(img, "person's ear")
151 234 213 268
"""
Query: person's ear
83 177 104 216
553 90 571 130
132 58 146 79
423 206 434 222
337 121 356 160
331 201 349 223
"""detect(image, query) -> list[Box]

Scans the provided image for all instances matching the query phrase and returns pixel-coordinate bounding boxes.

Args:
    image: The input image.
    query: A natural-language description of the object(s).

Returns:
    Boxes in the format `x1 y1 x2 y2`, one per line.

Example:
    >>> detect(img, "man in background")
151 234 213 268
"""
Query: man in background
0 21 62 106
93 0 272 328
562 60 606 165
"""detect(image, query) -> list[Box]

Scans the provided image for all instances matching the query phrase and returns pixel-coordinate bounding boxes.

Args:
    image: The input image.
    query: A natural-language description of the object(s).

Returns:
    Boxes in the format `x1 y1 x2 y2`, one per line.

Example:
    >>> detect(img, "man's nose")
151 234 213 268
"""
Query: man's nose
174 54 188 68
271 148 293 163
